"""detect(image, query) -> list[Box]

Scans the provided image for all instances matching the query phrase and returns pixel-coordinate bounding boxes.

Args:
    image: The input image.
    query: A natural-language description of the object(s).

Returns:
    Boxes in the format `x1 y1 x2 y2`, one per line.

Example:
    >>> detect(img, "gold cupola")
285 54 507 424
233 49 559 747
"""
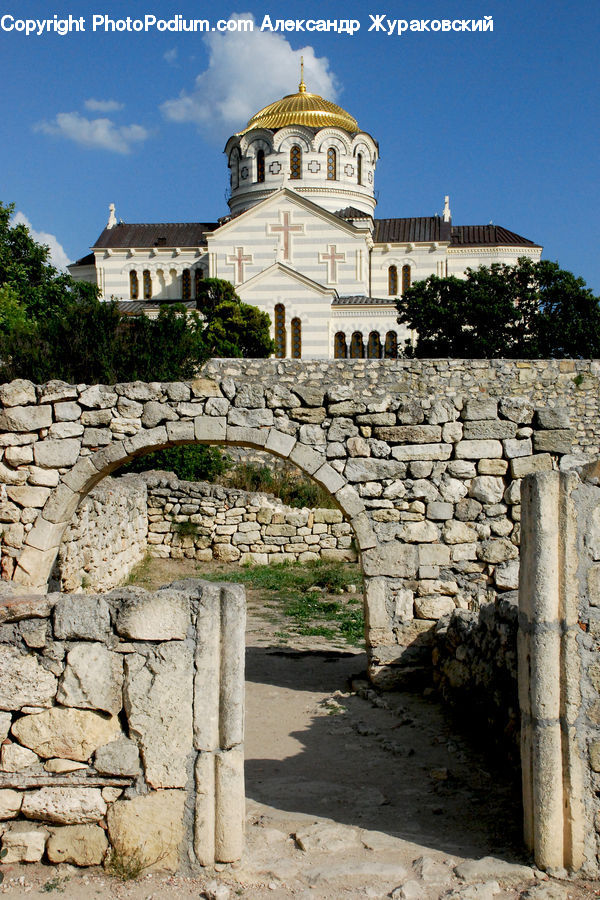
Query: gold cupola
238 61 359 135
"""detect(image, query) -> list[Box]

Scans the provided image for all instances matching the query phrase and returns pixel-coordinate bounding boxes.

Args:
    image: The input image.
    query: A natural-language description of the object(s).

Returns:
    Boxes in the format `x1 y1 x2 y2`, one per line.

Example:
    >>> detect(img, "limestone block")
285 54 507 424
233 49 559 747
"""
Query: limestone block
0 379 36 407
443 520 478 544
1 821 48 862
48 422 84 439
4 444 33 465
227 408 273 428
478 458 508 475
375 425 442 443
54 401 82 421
418 544 450 566
82 427 112 447
0 404 52 432
390 443 453 461
78 385 118 408
265 429 296 457
0 712 11 743
495 559 520 590
21 787 107 825
510 454 552 478
215 747 245 863
535 407 570 430
117 398 143 418
455 440 503 459
427 501 454 520
438 476 468 503
205 397 230 416
397 401 425 424
499 397 534 424
141 401 178 428
82 409 112 426
115 588 190 640
54 595 111 640
503 438 532 459
447 460 477 478
462 420 516 440
106 790 186 873
399 521 440 543
344 458 410 482
0 592 56 625
57 643 124 715
46 824 108 866
327 419 358 442
0 742 39 771
11 708 121 761
362 543 418 578
6 485 51 507
468 476 505 504
0 646 57 710
533 429 575 454
124 643 193 789
44 759 88 774
0 789 22 819
477 538 518 564
442 422 463 443
414 595 455 620
313 463 345 494
166 420 195 443
462 398 498 420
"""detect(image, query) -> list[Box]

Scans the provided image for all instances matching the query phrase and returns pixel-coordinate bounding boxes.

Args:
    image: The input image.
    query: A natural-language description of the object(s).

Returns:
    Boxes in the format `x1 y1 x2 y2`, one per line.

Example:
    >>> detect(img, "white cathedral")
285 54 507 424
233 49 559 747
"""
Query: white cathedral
69 67 542 360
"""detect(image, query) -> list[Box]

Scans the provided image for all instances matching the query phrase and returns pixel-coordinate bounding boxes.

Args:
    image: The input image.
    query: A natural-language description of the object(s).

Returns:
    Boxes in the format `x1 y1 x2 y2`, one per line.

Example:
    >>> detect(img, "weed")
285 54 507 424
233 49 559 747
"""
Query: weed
42 877 68 893
125 552 153 586
172 519 199 537
224 460 336 509
573 373 585 387
105 848 147 881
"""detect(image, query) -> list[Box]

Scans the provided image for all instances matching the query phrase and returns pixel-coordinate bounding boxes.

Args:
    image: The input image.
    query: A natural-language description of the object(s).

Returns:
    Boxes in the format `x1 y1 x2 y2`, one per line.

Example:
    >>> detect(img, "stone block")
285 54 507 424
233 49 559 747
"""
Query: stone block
495 559 519 590
79 385 118 408
0 821 48 861
313 463 345 494
510 454 552 478
166 420 195 443
478 458 508 475
124 643 193 789
115 588 190 640
0 789 22 820
54 595 111 640
0 646 57 710
462 398 498 420
347 435 370 457
82 427 112 447
455 440 503 459
344 458 408 482
6 485 51 507
21 788 107 825
0 404 52 432
44 759 88 774
442 422 463 443
265 429 296 457
362 543 418 578
535 407 570 429
227 408 273 428
443 520 478 544
4 444 33 465
587 565 600 606
399 521 440 543
374 425 442 443
0 380 36 407
0 742 39 771
499 397 534 424
195 416 227 442
46 824 108 866
390 443 453 461
533 429 575 454
418 544 450 566
58 643 124 715
462 420 517 440
94 737 141 777
414 595 455 619
427 501 453 520
107 790 186 873
468 476 505 504
477 538 518 564
11 708 121 761
503 438 532 459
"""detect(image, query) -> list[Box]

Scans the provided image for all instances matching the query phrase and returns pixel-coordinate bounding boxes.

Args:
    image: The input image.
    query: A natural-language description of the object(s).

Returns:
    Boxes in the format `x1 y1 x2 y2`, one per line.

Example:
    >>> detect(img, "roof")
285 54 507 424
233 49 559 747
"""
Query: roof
68 252 95 267
334 207 373 221
333 296 395 306
238 78 359 135
117 300 197 315
93 222 219 250
373 217 541 248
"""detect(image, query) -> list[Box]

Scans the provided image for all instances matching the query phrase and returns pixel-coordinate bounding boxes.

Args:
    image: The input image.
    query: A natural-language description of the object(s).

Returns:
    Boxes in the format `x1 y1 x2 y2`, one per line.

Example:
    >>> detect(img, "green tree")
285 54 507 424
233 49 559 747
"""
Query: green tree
396 258 600 358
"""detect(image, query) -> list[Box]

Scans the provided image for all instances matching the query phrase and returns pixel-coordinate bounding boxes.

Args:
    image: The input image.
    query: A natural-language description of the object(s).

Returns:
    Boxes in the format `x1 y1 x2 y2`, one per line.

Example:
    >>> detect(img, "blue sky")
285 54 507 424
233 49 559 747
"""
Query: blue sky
2 0 598 292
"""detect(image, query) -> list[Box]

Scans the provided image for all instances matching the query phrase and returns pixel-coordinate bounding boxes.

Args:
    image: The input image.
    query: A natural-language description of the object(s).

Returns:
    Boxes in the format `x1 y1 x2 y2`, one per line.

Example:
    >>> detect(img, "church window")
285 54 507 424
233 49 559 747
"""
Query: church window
274 303 286 358
231 151 239 189
350 331 364 359
327 147 337 180
368 331 382 359
402 264 411 293
182 269 191 301
129 270 139 300
291 318 301 358
385 331 398 359
388 265 398 296
256 149 265 183
143 270 152 300
290 145 302 179
357 153 363 185
195 268 203 299
334 332 347 359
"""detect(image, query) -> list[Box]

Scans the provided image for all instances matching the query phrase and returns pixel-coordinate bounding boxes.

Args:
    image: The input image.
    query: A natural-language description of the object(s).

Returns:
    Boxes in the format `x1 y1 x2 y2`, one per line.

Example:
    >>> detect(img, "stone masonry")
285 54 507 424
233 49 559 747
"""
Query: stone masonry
0 358 595 685
0 578 246 871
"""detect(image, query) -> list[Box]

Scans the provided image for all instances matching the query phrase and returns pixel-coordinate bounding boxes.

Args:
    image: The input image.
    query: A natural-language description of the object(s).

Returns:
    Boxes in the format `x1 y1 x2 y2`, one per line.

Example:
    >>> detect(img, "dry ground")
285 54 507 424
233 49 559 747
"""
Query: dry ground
2 556 599 899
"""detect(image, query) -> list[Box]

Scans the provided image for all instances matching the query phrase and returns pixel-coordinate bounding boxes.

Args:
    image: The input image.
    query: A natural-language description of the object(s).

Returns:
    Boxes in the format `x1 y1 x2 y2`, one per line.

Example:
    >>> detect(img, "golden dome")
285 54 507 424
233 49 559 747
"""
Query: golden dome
238 65 358 135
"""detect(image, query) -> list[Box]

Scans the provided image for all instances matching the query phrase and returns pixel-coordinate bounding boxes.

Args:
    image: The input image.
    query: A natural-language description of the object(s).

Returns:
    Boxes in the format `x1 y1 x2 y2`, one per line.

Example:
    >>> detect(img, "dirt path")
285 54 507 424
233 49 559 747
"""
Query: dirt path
1 560 598 899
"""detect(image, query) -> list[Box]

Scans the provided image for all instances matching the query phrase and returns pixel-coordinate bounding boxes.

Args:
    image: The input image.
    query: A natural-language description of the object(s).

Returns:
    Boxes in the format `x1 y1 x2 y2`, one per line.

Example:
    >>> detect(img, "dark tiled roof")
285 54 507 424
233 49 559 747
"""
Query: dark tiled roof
373 217 540 248
334 206 372 221
69 252 95 267
450 225 541 248
333 296 395 306
93 222 219 250
117 300 197 315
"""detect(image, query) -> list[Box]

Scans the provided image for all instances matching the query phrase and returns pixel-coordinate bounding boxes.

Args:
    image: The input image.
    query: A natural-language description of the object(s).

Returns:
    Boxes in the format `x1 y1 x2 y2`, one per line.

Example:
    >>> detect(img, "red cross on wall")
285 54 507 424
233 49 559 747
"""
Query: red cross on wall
267 211 304 261
226 246 253 284
319 244 346 283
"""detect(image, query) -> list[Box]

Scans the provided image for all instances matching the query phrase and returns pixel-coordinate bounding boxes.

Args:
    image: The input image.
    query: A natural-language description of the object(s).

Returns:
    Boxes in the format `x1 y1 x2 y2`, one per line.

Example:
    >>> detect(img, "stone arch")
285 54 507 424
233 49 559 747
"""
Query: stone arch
272 126 313 153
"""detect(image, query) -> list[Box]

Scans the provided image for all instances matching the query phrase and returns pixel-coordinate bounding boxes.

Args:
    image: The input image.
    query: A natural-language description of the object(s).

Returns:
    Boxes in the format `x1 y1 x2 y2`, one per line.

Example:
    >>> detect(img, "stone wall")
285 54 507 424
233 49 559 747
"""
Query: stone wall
144 470 356 566
0 579 245 871
51 475 147 593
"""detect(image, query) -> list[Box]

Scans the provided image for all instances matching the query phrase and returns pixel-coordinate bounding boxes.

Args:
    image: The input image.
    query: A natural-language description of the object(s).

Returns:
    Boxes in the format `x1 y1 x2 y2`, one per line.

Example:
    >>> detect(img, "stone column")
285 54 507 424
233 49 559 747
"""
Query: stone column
194 582 245 865
519 470 584 871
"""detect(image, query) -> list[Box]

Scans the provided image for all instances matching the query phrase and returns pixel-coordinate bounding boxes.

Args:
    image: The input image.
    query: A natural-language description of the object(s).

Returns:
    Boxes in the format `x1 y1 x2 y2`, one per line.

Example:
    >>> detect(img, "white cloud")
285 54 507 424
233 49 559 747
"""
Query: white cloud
161 12 338 140
12 212 70 271
35 112 149 154
84 98 125 113
163 47 178 65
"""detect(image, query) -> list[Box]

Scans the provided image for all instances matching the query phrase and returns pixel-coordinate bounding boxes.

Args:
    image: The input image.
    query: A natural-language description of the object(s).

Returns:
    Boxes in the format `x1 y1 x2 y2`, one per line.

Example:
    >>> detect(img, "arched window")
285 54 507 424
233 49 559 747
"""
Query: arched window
357 153 363 185
274 303 286 358
388 265 398 296
129 270 139 300
385 331 398 359
291 318 301 358
182 269 191 301
290 145 302 179
231 151 239 190
143 270 152 300
334 332 347 359
402 264 411 293
327 147 337 180
256 149 265 183
350 332 364 359
368 331 382 359
195 268 203 299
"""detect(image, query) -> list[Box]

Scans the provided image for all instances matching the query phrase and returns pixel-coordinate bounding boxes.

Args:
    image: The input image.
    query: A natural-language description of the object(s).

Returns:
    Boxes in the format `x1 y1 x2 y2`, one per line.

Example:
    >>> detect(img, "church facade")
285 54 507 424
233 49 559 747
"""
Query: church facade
69 70 542 359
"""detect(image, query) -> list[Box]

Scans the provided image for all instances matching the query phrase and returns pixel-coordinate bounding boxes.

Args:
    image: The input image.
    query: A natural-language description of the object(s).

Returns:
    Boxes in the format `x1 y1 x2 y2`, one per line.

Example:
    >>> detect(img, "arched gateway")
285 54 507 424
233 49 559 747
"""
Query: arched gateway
0 357 590 686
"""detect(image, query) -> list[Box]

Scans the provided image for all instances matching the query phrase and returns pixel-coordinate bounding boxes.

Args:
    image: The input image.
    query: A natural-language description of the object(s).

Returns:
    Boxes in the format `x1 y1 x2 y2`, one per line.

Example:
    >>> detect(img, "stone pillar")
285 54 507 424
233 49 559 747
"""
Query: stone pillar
519 470 584 872
193 582 245 865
